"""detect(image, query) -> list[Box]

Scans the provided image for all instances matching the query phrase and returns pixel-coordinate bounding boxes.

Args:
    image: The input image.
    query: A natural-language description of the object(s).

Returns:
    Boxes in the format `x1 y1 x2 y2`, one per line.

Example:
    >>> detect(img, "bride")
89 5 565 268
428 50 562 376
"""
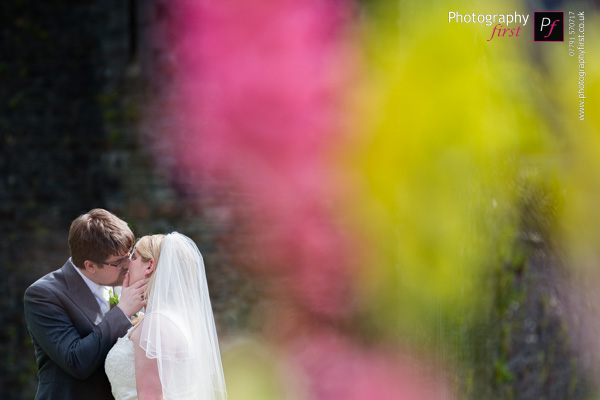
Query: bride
105 232 227 400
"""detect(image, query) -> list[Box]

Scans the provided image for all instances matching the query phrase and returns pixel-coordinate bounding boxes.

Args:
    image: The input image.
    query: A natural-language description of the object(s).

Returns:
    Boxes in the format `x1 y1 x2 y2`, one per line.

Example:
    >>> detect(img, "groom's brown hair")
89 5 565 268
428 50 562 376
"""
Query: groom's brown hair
69 208 135 268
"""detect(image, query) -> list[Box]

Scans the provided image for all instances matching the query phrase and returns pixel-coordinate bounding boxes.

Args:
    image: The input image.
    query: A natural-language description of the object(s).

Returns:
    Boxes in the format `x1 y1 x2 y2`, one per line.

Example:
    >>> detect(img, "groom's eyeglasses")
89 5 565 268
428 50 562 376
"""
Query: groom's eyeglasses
102 252 131 268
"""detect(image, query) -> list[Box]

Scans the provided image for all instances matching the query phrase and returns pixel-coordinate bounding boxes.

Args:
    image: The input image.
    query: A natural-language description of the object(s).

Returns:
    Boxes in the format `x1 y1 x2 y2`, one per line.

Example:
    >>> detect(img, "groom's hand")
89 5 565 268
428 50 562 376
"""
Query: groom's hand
116 273 147 318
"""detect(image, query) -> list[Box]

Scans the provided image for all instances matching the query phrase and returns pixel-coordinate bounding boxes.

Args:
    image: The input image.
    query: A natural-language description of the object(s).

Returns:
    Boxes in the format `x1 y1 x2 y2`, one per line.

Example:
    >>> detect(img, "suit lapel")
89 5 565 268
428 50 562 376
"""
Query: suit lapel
62 262 104 325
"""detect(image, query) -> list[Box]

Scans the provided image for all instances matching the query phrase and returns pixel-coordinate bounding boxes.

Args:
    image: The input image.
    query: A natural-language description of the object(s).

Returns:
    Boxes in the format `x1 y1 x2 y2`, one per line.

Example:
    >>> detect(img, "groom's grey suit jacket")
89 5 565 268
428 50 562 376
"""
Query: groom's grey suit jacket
24 261 132 400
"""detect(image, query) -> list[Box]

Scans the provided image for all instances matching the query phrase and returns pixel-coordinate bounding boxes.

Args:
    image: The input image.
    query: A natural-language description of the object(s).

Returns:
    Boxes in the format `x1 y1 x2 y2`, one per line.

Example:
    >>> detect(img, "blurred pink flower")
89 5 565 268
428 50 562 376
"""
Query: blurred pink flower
160 0 357 318
289 329 449 400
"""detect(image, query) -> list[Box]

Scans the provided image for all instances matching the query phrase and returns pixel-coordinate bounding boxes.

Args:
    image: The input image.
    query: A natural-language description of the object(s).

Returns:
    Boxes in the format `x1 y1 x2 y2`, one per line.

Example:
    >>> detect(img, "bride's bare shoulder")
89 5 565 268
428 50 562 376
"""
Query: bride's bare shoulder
129 318 144 344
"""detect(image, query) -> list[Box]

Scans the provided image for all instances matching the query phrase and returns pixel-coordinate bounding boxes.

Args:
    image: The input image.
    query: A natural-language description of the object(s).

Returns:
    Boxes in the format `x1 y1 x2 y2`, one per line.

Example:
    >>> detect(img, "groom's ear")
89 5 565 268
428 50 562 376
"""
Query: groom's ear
83 260 97 274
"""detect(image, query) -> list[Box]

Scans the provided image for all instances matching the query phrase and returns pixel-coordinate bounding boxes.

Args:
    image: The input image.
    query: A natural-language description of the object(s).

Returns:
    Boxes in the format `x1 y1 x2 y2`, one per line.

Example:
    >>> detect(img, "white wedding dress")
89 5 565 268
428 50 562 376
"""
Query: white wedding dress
105 233 227 400
105 325 138 400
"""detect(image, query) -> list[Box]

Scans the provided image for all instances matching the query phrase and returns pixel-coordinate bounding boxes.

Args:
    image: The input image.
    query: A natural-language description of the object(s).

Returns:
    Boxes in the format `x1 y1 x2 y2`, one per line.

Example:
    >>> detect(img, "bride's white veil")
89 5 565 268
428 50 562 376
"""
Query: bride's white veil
139 232 227 400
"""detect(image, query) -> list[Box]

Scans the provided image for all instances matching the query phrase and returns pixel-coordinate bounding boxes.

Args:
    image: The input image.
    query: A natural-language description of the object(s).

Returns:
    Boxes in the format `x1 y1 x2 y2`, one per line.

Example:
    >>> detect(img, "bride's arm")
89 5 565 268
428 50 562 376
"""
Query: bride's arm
131 322 163 400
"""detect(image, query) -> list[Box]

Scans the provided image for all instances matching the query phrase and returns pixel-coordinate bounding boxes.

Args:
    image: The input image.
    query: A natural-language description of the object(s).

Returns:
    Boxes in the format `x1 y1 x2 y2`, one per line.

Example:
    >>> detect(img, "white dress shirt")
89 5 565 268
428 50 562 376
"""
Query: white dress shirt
70 258 111 314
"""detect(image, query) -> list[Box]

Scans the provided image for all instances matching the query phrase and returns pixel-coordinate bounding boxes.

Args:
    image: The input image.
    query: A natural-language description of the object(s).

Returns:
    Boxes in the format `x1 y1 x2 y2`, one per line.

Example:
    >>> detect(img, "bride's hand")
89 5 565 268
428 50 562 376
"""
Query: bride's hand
117 272 147 317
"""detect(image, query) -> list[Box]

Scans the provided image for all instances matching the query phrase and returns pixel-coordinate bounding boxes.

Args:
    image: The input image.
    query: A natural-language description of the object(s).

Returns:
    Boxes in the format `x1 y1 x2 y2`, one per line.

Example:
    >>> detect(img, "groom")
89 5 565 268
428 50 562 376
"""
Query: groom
24 209 147 400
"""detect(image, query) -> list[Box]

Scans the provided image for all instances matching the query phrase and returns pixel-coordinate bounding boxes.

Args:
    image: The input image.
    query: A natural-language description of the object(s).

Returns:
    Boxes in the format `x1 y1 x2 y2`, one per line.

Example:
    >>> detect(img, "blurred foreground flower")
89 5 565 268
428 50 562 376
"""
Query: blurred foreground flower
149 0 452 398
161 0 357 319
222 330 449 400
145 0 600 398
346 1 560 346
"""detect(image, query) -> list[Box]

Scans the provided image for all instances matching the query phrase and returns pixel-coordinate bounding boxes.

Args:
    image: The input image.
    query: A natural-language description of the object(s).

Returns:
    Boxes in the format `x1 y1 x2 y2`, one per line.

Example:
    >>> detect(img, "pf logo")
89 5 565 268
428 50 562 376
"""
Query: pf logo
533 11 564 42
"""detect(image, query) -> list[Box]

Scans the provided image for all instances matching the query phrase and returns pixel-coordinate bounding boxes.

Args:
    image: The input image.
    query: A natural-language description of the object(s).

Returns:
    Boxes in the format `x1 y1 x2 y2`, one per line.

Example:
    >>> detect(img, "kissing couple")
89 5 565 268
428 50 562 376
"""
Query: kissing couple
24 208 227 400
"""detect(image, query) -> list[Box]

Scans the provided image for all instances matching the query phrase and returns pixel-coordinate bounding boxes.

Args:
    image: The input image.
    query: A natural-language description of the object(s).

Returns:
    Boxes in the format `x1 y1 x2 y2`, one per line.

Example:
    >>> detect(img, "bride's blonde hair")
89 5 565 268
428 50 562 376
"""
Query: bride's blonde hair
134 234 165 301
